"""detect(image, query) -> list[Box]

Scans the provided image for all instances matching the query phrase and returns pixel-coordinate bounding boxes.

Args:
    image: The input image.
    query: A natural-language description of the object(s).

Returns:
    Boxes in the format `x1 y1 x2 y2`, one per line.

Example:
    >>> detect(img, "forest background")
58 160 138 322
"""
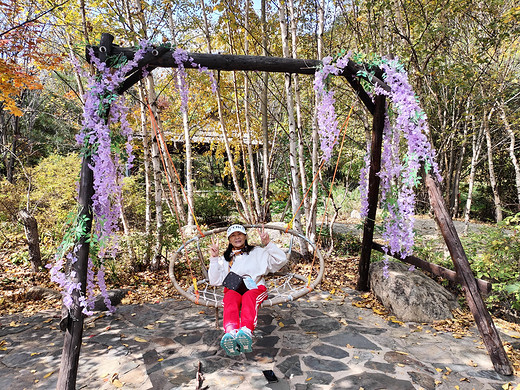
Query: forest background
1 0 520 324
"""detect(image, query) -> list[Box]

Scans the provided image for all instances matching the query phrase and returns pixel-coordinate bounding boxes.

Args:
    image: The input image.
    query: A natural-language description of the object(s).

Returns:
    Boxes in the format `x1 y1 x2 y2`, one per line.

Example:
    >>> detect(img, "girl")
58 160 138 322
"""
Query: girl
208 224 287 356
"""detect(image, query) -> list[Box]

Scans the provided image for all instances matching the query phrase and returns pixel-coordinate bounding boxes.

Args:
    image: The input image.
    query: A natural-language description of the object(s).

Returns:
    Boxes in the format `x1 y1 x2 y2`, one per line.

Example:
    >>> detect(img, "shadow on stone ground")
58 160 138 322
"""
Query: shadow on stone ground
1 288 519 390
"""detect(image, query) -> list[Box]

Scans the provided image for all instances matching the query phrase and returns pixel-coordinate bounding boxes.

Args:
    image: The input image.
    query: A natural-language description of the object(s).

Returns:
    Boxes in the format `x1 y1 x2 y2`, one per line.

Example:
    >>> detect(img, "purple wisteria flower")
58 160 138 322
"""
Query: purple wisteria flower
315 54 441 277
47 40 151 315
373 58 441 259
172 47 218 113
314 53 352 162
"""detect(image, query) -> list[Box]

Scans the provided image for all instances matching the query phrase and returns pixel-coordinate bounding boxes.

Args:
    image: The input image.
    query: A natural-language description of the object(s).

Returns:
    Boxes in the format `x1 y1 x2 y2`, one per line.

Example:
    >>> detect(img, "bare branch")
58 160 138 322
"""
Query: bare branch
0 0 70 38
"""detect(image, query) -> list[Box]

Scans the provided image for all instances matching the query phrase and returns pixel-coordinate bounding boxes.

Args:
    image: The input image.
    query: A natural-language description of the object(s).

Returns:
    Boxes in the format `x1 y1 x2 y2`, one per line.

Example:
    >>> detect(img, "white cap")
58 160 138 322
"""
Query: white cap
227 224 246 238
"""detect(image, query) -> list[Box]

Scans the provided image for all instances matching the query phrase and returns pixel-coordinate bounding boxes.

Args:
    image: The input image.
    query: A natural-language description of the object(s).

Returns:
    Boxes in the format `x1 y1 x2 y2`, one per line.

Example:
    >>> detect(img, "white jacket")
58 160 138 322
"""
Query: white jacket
208 242 287 287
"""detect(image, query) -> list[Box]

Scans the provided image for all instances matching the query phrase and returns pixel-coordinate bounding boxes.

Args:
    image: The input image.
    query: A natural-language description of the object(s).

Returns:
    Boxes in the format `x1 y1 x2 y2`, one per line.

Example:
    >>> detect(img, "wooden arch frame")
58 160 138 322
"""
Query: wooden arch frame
60 33 511 380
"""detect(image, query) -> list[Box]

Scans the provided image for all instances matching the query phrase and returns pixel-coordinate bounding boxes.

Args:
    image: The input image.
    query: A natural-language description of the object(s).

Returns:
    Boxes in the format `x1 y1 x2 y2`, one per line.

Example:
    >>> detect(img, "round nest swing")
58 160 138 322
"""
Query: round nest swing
168 223 325 308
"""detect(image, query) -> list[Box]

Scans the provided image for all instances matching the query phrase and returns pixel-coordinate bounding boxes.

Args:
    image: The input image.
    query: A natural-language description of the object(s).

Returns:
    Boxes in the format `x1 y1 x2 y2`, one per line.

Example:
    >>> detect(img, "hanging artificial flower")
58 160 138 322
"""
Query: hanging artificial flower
47 40 151 315
48 41 219 316
313 53 352 162
314 54 441 266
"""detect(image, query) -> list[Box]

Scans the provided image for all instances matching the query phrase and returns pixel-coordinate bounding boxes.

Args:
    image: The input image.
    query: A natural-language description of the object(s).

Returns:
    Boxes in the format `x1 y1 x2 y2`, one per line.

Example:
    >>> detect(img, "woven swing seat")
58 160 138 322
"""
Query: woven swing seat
168 224 325 308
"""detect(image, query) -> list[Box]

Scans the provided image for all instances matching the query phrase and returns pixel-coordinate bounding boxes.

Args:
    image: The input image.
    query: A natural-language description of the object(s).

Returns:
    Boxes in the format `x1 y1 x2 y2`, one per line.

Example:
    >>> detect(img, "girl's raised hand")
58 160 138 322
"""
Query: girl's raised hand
210 236 220 257
258 224 270 246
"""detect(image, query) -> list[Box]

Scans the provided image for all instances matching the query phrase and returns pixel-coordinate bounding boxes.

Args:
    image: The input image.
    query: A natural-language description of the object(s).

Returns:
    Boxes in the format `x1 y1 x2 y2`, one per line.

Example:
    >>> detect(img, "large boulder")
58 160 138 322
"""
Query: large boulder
369 261 459 323
93 288 131 311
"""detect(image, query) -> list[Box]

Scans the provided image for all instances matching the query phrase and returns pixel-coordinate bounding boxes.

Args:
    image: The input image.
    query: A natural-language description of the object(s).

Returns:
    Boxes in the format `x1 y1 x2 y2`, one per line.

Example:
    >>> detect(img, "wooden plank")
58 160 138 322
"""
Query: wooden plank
371 242 492 294
85 34 388 114
426 173 512 376
357 94 386 291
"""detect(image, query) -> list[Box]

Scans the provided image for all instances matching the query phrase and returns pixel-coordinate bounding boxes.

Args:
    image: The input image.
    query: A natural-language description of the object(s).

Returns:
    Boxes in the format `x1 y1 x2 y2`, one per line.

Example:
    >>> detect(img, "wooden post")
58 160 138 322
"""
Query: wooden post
426 173 512 376
371 242 492 295
56 33 114 389
357 94 386 291
56 154 94 389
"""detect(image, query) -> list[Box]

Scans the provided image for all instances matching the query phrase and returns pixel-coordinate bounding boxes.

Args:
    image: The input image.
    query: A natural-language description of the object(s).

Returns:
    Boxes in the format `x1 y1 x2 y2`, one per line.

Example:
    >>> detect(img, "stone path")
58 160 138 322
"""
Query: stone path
1 288 519 390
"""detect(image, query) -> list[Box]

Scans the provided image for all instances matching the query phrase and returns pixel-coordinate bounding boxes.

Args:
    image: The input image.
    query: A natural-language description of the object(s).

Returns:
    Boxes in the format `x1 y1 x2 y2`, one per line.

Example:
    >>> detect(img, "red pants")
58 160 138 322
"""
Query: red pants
222 285 267 333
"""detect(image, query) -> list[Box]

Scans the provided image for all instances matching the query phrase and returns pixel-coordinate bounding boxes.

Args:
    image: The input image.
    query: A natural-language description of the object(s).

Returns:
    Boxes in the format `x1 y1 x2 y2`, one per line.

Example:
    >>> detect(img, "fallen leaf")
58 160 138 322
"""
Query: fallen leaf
43 371 54 379
134 337 147 343
460 378 469 382
279 322 284 327
143 324 155 329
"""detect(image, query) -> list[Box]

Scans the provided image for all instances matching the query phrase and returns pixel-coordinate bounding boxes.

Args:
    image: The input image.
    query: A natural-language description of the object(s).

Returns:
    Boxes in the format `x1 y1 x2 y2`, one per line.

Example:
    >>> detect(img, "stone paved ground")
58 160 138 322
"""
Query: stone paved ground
1 288 519 390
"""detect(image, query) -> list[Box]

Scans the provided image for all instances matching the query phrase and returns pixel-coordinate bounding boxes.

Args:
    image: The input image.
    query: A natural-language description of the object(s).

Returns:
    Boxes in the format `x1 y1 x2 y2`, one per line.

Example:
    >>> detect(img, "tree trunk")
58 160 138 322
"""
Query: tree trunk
18 209 42 272
144 75 164 270
244 0 262 221
306 0 325 243
226 16 256 222
279 0 308 255
499 100 520 212
168 10 195 230
6 116 18 183
463 113 485 234
451 111 469 218
200 0 252 223
119 197 137 267
138 85 152 239
261 0 271 222
483 107 502 222
288 0 309 225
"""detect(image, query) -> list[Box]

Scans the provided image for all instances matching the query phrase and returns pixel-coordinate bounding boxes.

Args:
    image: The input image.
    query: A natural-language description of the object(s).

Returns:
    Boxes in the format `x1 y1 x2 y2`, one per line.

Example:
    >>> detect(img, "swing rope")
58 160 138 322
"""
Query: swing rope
315 106 354 260
148 103 202 301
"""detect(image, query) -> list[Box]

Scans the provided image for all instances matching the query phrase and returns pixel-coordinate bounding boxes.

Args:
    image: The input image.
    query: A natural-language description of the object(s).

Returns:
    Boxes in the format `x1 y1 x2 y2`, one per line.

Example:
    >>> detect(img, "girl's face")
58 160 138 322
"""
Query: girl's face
229 232 246 249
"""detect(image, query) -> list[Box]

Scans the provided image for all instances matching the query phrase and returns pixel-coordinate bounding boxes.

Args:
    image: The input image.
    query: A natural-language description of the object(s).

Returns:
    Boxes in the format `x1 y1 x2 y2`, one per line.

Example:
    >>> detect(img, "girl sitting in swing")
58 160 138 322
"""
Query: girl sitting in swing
208 224 287 356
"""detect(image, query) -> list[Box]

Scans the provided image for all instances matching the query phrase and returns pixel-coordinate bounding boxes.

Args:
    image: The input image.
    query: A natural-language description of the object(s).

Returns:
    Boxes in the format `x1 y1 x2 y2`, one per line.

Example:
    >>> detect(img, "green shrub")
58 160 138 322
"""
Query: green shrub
192 189 234 225
121 175 147 228
415 214 520 317
462 216 520 313
29 153 81 239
